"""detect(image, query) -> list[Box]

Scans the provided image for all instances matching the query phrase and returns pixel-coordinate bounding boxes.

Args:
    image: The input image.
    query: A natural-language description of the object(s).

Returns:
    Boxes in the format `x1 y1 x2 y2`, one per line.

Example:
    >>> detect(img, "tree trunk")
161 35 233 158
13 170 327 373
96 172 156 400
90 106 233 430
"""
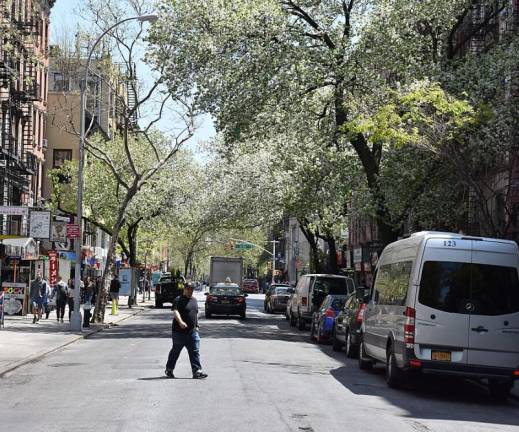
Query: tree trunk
325 235 339 274
93 186 137 323
298 219 323 273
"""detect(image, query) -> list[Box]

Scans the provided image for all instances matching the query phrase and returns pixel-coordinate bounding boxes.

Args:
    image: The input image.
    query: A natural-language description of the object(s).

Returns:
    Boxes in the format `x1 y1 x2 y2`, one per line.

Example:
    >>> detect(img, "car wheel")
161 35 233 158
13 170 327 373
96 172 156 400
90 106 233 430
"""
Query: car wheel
289 311 296 327
345 329 358 359
358 336 373 370
488 379 512 402
316 322 326 344
297 313 306 331
386 344 404 389
332 328 342 352
205 311 212 319
240 311 246 320
155 300 163 308
310 320 316 341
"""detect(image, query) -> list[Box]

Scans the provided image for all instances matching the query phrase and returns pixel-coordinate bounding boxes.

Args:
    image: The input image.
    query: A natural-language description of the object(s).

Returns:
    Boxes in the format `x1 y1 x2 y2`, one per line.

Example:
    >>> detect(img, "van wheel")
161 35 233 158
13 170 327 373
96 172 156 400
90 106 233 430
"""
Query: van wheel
488 379 512 402
358 337 373 370
386 345 404 389
345 330 358 358
297 313 306 331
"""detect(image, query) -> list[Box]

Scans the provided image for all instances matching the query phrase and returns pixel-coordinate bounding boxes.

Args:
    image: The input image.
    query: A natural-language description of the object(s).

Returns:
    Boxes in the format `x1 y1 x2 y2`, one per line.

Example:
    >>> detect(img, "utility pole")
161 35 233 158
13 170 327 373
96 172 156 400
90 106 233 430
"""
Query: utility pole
271 240 279 285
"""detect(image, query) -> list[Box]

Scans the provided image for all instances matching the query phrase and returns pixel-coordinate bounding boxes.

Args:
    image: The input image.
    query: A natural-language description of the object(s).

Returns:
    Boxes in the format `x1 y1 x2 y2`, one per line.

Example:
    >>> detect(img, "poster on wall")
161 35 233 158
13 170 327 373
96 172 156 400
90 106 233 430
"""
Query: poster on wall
2 282 26 315
29 211 51 239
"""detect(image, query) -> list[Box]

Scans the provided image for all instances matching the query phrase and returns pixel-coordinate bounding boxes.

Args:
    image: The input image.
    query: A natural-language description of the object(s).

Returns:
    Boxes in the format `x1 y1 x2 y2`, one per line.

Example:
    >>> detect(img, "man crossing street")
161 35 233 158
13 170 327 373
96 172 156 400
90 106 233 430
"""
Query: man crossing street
165 283 207 379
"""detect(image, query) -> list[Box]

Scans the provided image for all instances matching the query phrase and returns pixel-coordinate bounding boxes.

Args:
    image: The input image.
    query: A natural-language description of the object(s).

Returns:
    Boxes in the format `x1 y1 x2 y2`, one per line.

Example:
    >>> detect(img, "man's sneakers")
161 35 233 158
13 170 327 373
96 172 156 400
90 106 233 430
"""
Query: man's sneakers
193 370 208 379
164 369 175 379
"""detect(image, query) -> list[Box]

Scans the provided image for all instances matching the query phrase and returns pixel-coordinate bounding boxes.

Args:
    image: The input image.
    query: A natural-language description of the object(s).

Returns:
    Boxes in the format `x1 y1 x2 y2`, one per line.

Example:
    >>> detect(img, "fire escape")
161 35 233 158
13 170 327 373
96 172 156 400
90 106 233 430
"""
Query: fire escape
0 7 39 235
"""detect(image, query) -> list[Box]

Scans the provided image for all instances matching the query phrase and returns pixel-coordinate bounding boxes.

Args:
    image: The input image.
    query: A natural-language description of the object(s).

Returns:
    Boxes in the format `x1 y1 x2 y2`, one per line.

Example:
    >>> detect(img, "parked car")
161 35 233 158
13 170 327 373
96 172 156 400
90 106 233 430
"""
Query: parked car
359 231 519 400
310 295 348 343
154 274 186 308
288 274 355 330
205 283 247 319
242 279 259 294
332 287 370 356
264 284 291 313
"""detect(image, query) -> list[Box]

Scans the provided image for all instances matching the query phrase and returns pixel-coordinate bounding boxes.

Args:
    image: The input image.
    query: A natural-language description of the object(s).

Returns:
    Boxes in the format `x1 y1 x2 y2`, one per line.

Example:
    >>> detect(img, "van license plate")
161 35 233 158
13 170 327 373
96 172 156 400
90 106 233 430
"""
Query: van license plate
431 351 451 361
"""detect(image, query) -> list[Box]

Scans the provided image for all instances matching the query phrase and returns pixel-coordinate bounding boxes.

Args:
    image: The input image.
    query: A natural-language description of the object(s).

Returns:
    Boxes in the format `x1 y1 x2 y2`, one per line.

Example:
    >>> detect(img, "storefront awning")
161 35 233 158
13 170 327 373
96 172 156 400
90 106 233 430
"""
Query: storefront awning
1 237 38 260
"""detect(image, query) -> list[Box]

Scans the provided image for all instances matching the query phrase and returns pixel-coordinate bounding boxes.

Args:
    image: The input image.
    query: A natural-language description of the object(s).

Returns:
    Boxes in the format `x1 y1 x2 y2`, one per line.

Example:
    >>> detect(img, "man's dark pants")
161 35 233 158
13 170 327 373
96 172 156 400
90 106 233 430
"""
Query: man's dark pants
166 330 201 374
56 298 66 320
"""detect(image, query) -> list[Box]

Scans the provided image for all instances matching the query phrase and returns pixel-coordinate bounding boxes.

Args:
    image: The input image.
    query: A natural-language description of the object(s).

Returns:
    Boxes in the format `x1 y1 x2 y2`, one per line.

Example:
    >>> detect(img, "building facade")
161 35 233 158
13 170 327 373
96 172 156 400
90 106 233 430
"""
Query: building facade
0 0 54 235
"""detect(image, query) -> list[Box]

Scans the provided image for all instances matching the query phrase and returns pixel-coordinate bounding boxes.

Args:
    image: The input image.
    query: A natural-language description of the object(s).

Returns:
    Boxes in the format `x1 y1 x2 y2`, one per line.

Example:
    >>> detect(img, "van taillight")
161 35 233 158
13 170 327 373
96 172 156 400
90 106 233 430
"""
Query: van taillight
302 297 307 306
155 284 161 294
404 307 416 348
355 304 367 323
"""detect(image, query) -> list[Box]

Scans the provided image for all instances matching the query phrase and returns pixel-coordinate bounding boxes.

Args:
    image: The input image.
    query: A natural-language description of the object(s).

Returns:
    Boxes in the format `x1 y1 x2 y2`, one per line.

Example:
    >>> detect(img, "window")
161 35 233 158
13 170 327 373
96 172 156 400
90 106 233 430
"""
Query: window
53 73 69 91
374 261 413 305
420 261 519 315
53 149 72 168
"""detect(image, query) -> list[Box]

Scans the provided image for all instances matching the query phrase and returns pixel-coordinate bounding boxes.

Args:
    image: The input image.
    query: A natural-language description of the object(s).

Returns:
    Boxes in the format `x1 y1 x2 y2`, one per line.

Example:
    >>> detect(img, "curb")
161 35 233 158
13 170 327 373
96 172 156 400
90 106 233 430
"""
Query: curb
0 306 147 378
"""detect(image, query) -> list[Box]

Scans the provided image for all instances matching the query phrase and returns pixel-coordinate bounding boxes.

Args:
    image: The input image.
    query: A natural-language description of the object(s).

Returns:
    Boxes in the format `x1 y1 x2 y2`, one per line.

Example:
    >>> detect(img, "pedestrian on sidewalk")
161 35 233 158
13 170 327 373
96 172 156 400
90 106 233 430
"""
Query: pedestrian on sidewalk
66 278 75 321
165 283 207 379
109 274 120 316
29 272 45 324
52 277 68 323
42 277 52 319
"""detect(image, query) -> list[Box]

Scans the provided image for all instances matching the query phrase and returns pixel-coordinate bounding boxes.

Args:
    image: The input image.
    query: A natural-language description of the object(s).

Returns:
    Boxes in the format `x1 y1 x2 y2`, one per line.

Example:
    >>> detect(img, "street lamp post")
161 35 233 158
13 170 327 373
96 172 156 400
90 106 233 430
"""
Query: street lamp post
70 14 158 331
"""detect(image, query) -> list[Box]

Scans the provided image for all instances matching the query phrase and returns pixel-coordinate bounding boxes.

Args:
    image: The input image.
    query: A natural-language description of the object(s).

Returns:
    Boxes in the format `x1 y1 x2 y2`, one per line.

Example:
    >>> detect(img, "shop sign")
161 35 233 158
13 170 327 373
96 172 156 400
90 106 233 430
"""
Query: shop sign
2 282 26 314
29 211 51 239
48 251 58 286
66 224 80 239
51 221 67 242
353 248 363 264
0 206 29 216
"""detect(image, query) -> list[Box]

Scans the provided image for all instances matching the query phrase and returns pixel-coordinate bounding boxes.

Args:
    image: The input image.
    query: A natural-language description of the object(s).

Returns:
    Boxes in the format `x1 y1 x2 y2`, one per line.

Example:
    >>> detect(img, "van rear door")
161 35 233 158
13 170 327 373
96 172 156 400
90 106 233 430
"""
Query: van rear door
414 238 472 364
467 241 519 368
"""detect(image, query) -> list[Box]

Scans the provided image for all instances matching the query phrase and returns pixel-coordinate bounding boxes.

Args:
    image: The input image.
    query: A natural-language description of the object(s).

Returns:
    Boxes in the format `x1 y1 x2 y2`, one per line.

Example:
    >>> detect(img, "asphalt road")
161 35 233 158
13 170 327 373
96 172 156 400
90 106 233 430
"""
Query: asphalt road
1 293 519 432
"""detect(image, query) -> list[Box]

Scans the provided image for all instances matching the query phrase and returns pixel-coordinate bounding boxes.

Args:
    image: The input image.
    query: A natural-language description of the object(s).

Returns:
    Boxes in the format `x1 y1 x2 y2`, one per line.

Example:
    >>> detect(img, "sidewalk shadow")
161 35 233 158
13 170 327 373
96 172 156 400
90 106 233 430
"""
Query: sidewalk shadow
138 376 192 381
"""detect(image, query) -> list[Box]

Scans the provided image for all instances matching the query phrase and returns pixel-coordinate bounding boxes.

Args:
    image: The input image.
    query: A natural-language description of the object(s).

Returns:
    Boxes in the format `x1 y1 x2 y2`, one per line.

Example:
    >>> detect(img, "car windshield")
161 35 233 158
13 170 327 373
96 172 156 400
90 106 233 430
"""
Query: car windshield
419 261 519 315
330 297 346 309
211 286 242 295
313 278 348 296
275 288 289 295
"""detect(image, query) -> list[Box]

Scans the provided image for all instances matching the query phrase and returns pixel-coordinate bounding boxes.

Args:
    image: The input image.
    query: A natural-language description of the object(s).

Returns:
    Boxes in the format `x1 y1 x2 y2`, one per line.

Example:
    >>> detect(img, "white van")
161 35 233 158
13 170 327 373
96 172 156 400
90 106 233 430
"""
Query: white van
359 231 519 399
288 274 355 330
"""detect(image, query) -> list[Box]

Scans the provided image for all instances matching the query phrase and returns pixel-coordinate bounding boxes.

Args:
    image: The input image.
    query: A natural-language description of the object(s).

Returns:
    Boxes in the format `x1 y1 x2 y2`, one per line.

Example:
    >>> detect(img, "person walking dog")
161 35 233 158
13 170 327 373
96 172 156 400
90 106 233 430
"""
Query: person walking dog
165 283 207 379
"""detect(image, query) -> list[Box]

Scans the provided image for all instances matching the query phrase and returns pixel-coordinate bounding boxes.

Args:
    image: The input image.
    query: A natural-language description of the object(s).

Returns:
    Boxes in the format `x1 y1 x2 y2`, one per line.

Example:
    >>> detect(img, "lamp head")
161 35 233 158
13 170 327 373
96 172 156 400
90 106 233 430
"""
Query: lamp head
137 14 158 23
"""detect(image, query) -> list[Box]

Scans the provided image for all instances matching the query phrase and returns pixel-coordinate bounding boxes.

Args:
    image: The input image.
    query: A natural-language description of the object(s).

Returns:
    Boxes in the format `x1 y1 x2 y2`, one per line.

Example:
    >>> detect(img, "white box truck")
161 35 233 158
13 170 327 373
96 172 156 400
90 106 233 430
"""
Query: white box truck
210 257 243 288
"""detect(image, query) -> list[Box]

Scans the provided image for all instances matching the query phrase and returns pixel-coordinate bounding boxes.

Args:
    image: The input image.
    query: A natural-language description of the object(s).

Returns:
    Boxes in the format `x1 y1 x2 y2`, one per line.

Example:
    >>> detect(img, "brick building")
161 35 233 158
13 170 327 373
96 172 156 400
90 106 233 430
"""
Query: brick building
0 0 54 235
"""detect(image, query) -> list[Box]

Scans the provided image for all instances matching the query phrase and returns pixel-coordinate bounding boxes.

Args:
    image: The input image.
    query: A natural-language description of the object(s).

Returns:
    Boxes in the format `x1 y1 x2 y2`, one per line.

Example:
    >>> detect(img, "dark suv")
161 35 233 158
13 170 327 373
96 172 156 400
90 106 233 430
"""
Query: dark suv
154 274 186 308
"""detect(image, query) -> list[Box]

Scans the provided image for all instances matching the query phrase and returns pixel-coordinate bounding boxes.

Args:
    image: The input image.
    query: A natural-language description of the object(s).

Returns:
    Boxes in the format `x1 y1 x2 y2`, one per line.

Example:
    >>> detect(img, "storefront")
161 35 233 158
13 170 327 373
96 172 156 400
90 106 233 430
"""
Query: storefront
0 237 39 316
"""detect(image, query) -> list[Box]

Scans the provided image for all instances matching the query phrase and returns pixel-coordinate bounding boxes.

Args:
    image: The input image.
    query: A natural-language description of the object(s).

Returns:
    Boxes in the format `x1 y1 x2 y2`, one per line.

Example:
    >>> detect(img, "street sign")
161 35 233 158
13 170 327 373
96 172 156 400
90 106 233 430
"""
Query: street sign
66 223 80 239
29 211 51 239
0 206 29 216
235 242 253 251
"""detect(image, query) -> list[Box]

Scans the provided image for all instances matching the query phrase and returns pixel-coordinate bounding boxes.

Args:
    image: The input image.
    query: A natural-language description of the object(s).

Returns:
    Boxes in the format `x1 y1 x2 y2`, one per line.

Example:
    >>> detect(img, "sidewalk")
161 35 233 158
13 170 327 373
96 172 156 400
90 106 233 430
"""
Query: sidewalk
0 295 154 377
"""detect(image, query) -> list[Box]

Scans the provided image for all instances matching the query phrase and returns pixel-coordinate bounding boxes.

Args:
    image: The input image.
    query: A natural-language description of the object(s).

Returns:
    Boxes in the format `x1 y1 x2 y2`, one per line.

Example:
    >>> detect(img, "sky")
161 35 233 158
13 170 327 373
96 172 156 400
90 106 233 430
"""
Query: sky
49 0 216 160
